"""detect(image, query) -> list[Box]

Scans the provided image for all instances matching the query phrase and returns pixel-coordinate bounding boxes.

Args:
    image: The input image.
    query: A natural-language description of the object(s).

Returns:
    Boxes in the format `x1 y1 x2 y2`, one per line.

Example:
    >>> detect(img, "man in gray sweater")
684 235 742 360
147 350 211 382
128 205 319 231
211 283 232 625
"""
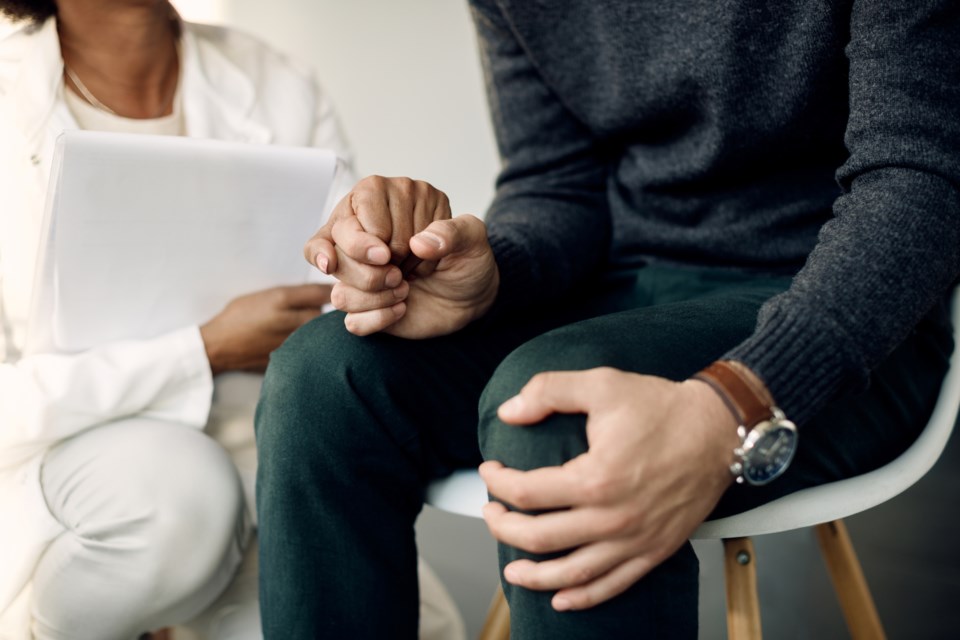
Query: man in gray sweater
256 0 960 637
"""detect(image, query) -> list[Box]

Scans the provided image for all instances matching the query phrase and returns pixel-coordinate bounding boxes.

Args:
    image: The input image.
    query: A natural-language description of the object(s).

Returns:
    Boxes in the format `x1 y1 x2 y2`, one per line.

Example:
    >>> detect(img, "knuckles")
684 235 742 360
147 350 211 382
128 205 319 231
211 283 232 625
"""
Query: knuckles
393 176 417 200
567 565 595 586
359 268 384 292
522 372 553 398
580 474 614 504
268 288 290 308
518 529 553 555
505 485 536 511
354 175 449 217
343 313 367 336
599 510 634 537
355 174 388 192
329 285 347 310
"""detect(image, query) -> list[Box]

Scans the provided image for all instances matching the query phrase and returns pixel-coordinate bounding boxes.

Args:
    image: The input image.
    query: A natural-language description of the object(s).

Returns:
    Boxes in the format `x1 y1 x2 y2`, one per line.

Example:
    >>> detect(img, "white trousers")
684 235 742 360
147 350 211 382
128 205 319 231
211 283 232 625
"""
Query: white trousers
30 377 466 640
33 418 247 640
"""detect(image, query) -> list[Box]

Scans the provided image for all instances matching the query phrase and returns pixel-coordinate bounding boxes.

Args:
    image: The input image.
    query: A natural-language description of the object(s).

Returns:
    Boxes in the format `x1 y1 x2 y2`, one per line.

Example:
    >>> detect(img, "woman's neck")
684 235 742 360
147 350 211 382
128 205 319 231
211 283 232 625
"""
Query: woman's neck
57 1 180 119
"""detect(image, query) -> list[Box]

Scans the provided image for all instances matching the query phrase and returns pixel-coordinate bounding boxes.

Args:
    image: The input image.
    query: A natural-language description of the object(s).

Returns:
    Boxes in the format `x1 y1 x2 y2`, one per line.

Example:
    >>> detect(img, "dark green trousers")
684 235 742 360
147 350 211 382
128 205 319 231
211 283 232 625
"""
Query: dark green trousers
255 264 951 639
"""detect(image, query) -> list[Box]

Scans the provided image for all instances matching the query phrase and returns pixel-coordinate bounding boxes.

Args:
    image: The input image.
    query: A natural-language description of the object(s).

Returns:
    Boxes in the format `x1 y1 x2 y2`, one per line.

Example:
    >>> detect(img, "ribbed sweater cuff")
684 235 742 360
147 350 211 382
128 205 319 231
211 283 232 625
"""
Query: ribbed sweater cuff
725 305 869 426
486 231 538 317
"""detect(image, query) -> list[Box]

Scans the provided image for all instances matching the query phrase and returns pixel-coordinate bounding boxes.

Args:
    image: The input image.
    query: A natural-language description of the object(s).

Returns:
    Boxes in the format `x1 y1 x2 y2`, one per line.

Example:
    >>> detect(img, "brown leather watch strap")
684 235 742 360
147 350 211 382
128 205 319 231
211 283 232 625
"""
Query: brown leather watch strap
693 360 775 429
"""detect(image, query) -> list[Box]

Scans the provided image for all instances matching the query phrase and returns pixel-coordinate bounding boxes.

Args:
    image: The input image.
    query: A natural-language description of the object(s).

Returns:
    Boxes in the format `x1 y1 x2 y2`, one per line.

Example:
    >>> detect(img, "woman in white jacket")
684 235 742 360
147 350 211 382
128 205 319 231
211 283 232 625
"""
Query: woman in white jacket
0 1 464 639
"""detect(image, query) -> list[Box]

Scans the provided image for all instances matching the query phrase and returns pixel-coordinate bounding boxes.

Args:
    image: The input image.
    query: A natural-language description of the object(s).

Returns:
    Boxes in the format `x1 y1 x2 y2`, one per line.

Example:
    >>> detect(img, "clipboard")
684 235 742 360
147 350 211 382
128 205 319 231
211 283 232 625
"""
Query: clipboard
25 130 338 354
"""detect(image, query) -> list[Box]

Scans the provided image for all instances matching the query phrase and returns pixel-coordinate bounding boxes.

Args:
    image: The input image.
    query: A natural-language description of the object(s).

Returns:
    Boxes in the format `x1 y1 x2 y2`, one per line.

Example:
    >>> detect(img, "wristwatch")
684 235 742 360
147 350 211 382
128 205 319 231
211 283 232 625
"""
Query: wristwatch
693 360 798 486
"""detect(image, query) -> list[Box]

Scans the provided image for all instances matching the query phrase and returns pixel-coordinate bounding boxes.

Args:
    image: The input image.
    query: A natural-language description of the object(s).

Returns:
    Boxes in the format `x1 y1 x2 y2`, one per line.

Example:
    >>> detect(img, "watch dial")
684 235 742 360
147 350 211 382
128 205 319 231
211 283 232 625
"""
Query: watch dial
744 425 798 485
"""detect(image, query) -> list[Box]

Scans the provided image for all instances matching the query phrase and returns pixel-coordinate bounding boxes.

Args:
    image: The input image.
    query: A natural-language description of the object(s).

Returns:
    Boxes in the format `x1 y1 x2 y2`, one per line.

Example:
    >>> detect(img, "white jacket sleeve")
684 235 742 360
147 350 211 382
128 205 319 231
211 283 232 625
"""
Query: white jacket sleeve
0 325 213 471
310 77 358 201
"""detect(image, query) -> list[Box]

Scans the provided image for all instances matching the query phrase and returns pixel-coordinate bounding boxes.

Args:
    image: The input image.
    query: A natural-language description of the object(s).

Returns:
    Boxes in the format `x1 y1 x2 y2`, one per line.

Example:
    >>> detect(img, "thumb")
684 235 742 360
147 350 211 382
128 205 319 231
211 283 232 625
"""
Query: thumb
409 214 486 261
498 370 601 425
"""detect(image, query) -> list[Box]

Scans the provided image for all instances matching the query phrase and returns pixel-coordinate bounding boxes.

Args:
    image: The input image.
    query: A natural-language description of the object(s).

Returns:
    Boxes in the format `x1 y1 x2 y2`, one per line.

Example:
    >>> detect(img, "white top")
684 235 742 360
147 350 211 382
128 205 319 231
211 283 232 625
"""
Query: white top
63 79 185 136
0 17 355 632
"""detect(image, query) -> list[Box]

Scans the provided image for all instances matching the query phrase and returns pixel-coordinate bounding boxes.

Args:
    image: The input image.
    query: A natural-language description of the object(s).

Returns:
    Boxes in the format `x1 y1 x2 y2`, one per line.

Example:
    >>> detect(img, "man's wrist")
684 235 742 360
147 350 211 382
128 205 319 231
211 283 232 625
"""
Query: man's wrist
693 360 777 430
692 360 798 486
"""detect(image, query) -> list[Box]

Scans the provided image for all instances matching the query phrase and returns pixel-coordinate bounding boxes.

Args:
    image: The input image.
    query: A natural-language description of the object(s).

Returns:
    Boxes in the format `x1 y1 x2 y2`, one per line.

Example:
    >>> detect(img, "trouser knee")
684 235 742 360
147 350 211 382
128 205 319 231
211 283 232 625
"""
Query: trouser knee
258 314 375 464
478 330 609 472
256 312 427 497
36 420 245 636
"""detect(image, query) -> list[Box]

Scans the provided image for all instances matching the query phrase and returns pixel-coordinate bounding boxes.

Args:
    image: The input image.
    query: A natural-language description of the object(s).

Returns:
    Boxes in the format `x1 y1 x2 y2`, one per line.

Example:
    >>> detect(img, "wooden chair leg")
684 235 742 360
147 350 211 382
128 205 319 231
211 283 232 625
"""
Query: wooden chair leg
815 520 886 640
478 583 510 640
723 537 763 640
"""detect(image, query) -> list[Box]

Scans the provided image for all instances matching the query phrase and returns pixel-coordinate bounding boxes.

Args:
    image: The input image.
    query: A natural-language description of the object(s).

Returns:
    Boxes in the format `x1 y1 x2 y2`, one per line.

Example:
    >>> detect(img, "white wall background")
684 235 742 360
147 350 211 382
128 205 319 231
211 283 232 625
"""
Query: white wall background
171 0 224 24
199 0 500 218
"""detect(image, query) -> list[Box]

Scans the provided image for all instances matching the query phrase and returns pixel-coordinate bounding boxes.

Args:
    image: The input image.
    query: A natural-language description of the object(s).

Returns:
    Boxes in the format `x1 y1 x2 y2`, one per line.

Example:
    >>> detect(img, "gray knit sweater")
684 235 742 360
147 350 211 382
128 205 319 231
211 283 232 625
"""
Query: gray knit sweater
471 0 960 425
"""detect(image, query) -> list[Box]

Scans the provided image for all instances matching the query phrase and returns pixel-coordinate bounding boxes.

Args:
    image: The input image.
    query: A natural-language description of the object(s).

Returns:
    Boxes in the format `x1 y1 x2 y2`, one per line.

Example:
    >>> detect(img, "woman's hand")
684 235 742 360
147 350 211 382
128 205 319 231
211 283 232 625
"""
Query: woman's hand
199 284 330 375
480 368 739 611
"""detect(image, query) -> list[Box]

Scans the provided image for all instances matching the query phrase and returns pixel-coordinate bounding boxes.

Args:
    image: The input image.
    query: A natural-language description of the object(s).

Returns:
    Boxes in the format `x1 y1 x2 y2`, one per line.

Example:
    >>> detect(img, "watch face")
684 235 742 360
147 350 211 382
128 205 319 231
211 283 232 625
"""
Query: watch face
743 421 798 486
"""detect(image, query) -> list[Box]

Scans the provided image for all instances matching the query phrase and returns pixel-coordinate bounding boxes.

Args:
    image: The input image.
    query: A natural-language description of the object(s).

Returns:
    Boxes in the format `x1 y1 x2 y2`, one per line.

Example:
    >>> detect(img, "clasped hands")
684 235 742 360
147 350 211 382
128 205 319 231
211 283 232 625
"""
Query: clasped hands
307 176 740 612
304 175 499 338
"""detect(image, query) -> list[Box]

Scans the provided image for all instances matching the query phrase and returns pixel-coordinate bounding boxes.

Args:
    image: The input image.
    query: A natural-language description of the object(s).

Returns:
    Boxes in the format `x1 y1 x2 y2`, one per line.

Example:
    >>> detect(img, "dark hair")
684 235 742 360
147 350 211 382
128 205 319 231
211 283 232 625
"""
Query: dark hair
0 0 57 24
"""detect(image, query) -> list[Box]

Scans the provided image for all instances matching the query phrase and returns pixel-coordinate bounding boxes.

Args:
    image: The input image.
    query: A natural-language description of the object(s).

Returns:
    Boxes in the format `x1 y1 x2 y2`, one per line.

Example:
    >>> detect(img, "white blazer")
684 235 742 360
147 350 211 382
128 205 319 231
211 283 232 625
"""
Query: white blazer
0 17 353 624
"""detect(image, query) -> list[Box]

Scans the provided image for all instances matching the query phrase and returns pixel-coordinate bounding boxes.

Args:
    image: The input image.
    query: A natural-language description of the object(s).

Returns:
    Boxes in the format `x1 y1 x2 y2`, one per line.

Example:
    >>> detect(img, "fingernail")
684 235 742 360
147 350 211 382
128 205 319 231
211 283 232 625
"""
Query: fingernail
415 231 443 250
366 246 390 264
316 255 329 274
391 301 406 317
393 282 408 299
385 268 402 288
503 567 520 583
553 597 572 611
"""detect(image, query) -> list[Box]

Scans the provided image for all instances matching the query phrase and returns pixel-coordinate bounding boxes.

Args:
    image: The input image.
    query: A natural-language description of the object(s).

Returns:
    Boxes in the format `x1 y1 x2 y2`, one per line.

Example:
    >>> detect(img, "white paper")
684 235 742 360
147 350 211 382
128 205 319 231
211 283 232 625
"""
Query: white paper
26 130 338 354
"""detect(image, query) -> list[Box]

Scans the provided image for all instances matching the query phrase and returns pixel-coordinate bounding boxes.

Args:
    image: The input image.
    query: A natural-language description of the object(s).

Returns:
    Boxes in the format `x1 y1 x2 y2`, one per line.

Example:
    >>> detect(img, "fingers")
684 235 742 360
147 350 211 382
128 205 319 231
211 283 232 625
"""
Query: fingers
330 281 409 313
552 554 657 611
343 302 407 336
493 522 665 611
330 214 392 265
481 500 617 555
304 231 337 274
306 176 455 278
331 244 403 293
479 460 584 511
275 283 332 308
349 179 395 244
398 253 423 279
409 214 487 263
501 540 652 596
303 191 356 274
498 369 614 425
301 185 395 274
356 176 452 257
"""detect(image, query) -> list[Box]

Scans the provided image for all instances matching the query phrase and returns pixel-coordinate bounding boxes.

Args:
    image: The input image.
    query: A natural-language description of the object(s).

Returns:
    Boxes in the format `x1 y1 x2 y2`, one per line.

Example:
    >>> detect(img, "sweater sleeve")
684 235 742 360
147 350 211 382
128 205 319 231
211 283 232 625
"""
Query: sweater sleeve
470 0 610 313
727 1 960 424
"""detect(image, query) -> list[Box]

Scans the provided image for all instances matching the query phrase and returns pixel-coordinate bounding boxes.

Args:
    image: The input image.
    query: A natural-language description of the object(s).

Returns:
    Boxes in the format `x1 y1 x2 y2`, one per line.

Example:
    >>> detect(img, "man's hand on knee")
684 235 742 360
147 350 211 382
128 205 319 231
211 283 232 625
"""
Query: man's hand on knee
479 367 739 611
